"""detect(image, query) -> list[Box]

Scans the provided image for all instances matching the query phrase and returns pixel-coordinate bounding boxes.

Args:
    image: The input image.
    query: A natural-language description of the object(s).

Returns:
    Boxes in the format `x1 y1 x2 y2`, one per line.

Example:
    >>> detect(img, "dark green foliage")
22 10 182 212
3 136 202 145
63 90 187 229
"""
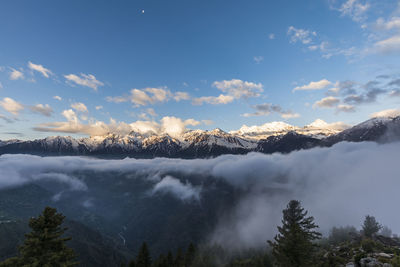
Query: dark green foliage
268 200 322 267
128 259 136 267
184 243 196 267
362 215 381 238
0 207 77 267
136 242 152 267
166 251 174 266
174 248 184 267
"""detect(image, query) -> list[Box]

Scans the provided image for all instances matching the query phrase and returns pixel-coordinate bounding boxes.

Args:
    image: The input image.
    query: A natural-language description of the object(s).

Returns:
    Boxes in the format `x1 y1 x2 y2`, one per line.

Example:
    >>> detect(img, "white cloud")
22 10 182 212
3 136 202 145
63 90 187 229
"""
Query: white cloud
95 105 103 110
0 97 24 115
287 26 316 44
0 82 3 89
152 175 201 201
30 104 53 117
62 109 79 123
213 79 264 99
71 102 88 113
53 96 62 101
370 108 400 118
376 17 400 31
173 91 190 101
313 96 340 108
28 61 52 78
160 116 200 137
34 115 203 137
281 112 300 119
192 94 234 105
374 35 400 53
293 79 332 92
9 68 24 80
253 56 264 64
107 87 188 107
268 33 275 40
64 73 104 91
2 142 400 249
338 0 370 22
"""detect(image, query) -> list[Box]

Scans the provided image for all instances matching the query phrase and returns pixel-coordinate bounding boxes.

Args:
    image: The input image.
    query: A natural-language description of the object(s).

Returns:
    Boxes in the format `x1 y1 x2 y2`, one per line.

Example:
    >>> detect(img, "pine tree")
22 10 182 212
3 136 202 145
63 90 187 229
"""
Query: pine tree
136 242 152 267
128 259 136 267
167 251 174 266
175 248 184 267
0 206 77 267
184 243 196 267
362 215 381 238
268 200 321 267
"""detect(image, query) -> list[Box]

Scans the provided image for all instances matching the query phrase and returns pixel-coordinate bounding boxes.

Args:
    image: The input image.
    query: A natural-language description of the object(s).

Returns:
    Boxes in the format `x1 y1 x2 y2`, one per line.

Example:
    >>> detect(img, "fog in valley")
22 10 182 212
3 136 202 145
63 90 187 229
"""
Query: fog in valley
1 140 399 251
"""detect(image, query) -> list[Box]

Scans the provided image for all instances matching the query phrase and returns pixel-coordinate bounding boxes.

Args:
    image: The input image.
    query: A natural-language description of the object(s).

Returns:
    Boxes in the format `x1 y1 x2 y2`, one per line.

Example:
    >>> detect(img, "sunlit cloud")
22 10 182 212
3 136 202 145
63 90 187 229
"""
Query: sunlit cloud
28 61 53 78
0 97 24 115
9 68 24 80
293 79 332 92
370 108 400 118
64 73 104 91
313 96 340 109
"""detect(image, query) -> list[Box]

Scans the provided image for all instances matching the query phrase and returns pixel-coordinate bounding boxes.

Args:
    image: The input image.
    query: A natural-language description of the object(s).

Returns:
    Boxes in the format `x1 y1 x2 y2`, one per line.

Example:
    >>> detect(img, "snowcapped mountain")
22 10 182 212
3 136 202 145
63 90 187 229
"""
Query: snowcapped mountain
323 116 400 146
0 116 399 158
230 119 350 140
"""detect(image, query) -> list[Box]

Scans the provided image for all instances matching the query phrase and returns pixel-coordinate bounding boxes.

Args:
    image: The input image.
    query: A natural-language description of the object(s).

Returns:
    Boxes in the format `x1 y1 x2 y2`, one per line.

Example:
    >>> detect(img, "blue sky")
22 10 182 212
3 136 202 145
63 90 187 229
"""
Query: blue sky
0 0 400 139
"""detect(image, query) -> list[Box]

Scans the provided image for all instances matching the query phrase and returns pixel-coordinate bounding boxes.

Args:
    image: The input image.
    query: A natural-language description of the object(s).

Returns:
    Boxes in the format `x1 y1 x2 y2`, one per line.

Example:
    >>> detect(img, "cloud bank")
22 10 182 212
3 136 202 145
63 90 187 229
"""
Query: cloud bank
1 141 399 250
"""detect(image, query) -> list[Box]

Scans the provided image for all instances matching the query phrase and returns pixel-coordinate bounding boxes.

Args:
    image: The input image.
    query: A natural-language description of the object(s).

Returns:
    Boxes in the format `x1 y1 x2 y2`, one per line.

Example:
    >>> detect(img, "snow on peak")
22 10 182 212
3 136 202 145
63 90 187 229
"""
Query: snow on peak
307 119 329 128
370 109 400 119
231 121 297 136
306 119 349 131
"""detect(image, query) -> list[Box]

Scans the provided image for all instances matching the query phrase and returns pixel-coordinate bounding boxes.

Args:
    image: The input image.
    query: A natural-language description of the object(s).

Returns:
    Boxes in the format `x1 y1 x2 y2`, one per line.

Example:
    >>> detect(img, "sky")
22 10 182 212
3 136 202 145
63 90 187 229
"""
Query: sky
0 0 400 139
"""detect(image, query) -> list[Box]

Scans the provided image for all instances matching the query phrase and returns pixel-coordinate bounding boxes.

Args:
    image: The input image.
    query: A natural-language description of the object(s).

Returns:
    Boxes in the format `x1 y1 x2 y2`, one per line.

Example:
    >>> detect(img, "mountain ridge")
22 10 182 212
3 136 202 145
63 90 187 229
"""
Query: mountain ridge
1 116 399 158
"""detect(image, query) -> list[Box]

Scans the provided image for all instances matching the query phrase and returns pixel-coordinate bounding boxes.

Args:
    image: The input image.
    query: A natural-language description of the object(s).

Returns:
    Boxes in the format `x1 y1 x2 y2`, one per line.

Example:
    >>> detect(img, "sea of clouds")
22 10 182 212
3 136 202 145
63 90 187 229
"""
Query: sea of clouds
1 140 399 250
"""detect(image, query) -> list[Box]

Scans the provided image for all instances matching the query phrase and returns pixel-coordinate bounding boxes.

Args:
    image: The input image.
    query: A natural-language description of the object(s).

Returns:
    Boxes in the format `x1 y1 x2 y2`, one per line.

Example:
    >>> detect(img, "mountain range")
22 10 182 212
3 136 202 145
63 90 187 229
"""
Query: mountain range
1 116 399 158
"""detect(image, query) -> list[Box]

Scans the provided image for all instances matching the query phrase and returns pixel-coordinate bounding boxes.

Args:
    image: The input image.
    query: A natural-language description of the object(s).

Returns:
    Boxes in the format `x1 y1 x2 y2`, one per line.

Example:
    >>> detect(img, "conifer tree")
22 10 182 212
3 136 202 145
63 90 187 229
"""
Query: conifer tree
268 200 321 267
184 243 196 267
0 206 76 267
362 215 381 238
128 259 136 267
167 251 174 266
136 242 152 267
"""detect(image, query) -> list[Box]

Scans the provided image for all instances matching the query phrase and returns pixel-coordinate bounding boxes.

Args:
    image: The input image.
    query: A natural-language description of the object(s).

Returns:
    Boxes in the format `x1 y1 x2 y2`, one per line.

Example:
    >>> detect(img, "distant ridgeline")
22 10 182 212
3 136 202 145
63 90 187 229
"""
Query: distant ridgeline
0 116 399 158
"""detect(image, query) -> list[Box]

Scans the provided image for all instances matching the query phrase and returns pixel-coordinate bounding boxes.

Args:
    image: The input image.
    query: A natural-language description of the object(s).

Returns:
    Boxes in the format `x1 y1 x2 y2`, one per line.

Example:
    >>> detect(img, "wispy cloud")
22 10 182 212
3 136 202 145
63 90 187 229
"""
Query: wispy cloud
313 96 340 109
287 26 316 44
64 73 104 91
293 79 332 92
71 102 88 113
9 68 24 80
253 56 264 64
212 79 264 99
192 94 234 105
28 61 53 78
0 97 24 115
